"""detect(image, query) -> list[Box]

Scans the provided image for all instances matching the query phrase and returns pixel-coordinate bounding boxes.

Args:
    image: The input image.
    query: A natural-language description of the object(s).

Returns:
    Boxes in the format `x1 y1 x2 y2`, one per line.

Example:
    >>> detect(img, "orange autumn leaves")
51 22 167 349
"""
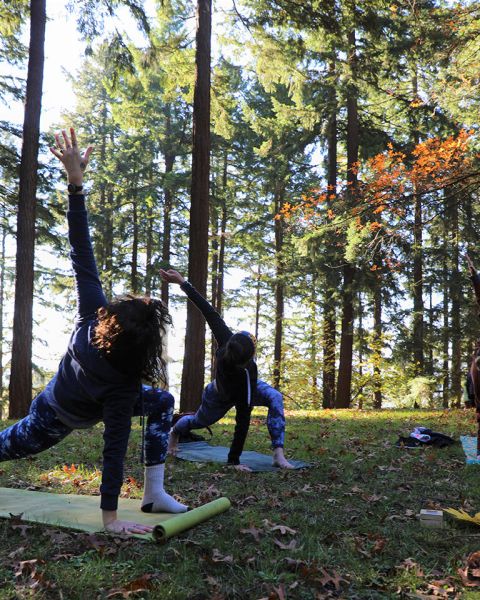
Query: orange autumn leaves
279 130 478 273
365 129 476 217
280 130 476 223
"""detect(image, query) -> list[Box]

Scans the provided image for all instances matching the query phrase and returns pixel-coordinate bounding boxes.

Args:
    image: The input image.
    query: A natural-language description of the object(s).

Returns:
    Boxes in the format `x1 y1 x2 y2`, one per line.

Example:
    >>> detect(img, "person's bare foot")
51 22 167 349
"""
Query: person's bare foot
167 430 179 456
272 447 294 469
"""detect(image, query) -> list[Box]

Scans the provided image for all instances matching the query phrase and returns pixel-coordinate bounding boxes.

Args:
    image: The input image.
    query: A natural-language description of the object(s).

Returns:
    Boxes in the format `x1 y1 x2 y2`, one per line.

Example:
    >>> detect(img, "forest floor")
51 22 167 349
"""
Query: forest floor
0 408 479 599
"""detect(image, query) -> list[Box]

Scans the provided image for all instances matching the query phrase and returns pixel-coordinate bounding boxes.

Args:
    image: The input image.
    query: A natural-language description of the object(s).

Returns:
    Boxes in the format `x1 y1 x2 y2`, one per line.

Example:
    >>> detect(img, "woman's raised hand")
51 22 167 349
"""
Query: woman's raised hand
50 127 93 185
159 269 185 285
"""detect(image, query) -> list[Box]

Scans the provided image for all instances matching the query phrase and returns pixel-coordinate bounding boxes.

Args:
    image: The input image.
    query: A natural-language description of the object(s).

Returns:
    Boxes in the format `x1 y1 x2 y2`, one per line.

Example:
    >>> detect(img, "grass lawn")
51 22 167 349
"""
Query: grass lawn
0 408 480 599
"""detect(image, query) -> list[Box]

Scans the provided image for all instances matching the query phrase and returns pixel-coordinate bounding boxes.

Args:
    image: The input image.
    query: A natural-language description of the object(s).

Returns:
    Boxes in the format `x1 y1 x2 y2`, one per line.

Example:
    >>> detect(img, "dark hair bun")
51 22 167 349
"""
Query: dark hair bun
223 333 255 368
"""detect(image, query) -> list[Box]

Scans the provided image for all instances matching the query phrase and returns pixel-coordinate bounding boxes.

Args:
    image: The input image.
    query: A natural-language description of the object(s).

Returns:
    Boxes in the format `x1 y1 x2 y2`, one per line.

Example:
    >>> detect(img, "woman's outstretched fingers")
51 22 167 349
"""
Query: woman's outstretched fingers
70 127 78 148
81 145 93 169
62 129 72 148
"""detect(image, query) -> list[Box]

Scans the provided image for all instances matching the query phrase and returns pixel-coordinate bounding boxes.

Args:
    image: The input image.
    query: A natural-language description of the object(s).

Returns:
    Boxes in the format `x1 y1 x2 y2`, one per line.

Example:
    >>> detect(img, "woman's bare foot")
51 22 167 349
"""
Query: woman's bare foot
272 447 294 469
167 430 179 456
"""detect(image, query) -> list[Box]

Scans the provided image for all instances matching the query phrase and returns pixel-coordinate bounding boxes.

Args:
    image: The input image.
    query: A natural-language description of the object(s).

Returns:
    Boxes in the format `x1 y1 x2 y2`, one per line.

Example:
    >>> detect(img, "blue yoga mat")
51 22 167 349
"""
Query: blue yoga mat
176 441 310 472
461 436 480 464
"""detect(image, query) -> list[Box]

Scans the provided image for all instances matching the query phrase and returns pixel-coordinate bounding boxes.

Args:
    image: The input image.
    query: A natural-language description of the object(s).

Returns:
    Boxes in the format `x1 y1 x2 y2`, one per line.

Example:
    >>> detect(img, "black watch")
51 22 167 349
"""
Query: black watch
67 183 83 194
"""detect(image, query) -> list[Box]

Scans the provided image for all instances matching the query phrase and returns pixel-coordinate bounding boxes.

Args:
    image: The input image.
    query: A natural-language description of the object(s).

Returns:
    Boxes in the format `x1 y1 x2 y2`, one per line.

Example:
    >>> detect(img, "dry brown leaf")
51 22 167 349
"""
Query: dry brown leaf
270 524 297 535
211 549 234 563
318 568 348 591
240 526 263 542
274 538 299 551
106 573 155 598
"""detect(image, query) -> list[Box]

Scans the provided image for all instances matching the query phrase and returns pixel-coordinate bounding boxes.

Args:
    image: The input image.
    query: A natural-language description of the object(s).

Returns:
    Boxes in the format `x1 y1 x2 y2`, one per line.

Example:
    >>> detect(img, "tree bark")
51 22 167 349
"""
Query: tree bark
273 184 285 389
322 56 337 410
161 153 174 307
180 0 211 411
449 192 461 407
255 263 261 342
131 184 139 294
335 26 358 409
9 0 46 418
442 239 449 409
310 275 319 405
0 207 6 402
411 72 424 375
373 282 382 409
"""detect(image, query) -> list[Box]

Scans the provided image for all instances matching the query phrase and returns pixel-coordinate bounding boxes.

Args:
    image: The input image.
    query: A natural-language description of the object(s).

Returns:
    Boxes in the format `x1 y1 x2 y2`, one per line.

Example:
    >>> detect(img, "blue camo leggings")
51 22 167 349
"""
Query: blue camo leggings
0 385 174 467
174 379 286 448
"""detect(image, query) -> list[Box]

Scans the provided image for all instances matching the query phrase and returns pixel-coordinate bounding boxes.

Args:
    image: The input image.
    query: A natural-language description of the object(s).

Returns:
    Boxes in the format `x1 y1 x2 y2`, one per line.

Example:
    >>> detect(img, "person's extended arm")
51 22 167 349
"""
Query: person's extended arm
50 128 106 324
100 390 153 535
159 269 232 345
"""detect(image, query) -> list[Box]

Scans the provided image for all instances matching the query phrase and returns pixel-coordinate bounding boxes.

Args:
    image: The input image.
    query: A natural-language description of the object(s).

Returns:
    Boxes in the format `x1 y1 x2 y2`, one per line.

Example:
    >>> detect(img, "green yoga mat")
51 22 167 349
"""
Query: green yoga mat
0 487 230 542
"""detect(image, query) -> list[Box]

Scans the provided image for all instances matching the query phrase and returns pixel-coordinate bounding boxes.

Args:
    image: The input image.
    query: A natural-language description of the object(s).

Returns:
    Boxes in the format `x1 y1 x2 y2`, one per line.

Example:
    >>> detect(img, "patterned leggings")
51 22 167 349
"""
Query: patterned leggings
0 385 174 467
174 380 286 448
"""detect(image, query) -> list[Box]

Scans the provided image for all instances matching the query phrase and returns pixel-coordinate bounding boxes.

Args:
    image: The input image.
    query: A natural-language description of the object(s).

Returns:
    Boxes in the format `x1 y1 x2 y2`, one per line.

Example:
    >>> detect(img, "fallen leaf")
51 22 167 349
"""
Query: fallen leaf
318 568 348 591
270 525 297 535
106 573 156 598
274 538 299 551
210 549 234 563
240 526 263 542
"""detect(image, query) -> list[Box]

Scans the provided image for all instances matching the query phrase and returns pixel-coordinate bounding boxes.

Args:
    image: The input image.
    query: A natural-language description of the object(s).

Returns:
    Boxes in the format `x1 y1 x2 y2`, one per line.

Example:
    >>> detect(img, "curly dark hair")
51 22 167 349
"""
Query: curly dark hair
93 295 172 386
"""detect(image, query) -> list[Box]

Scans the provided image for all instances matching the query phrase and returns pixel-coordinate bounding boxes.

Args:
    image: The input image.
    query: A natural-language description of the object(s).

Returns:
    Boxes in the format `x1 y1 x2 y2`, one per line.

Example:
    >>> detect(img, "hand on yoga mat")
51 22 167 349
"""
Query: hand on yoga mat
103 510 153 535
233 463 252 472
104 519 153 535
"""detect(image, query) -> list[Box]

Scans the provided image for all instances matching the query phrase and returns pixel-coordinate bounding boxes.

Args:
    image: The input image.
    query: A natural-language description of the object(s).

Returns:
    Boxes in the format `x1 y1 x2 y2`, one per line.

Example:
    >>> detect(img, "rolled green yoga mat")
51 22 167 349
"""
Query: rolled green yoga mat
0 487 231 542
153 497 231 542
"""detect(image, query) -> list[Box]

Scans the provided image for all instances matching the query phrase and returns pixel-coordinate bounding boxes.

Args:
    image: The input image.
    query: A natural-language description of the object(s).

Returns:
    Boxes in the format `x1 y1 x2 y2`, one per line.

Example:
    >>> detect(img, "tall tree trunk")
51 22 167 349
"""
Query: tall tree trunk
412 182 424 374
372 281 382 409
161 153 174 307
104 187 114 300
322 304 336 408
9 0 46 418
310 275 319 406
255 263 261 342
335 26 358 409
449 192 461 407
411 72 424 375
210 157 227 378
442 242 449 409
273 184 285 389
160 106 175 306
0 206 6 402
322 56 337 409
145 178 154 296
209 181 219 377
131 186 139 294
425 285 434 376
357 291 364 409
216 195 227 315
180 0 211 411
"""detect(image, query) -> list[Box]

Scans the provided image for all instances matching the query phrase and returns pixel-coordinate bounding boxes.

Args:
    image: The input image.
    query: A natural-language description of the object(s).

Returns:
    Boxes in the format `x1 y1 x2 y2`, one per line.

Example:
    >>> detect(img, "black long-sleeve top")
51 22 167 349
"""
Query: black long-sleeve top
180 281 257 464
47 194 141 511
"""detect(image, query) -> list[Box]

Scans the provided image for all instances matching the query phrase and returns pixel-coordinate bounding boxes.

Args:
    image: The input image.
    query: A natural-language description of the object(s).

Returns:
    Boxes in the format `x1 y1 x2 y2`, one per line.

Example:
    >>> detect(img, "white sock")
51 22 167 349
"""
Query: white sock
141 464 188 513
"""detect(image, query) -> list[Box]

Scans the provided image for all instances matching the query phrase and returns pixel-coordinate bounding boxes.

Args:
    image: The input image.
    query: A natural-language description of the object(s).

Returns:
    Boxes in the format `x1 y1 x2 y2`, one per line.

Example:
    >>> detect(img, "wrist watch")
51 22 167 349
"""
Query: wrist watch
67 183 83 194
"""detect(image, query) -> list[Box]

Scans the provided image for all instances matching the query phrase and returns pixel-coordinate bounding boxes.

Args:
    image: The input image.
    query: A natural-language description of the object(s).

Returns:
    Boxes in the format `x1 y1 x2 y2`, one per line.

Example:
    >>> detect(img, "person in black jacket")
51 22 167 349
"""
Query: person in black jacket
0 128 186 536
160 268 293 471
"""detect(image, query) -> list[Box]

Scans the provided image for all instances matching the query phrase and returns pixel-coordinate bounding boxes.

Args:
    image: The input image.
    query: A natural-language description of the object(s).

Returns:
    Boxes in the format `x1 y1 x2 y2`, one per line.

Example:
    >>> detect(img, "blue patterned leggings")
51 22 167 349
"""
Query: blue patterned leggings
174 380 286 448
0 385 174 466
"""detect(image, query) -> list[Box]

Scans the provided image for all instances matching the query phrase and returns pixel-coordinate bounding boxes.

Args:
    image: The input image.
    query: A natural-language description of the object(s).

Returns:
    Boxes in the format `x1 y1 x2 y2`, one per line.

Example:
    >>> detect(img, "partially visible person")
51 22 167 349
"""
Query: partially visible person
160 268 293 471
0 128 186 537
